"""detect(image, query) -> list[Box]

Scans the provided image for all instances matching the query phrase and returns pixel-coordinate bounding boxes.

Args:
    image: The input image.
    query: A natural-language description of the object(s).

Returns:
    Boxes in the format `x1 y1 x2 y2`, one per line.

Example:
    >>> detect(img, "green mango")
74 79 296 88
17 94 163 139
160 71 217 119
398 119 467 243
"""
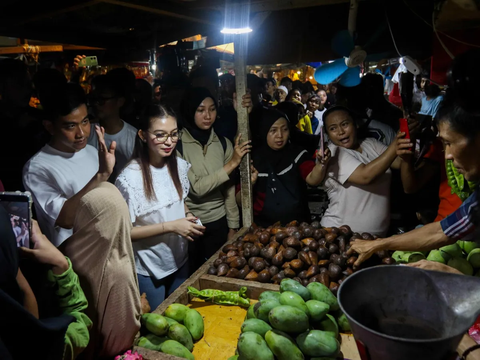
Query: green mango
317 314 339 338
227 356 239 360
184 308 204 341
392 251 405 263
280 278 311 301
159 339 194 360
246 304 257 319
241 319 272 338
167 323 194 352
336 313 351 332
296 330 340 357
306 300 330 322
440 243 462 260
237 331 274 360
448 256 474 275
141 313 169 336
254 299 281 323
279 291 309 315
426 250 446 264
306 282 339 311
464 241 480 255
401 251 425 263
164 304 190 323
467 248 480 268
269 305 310 333
264 329 305 360
259 291 282 303
165 317 179 326
136 334 168 351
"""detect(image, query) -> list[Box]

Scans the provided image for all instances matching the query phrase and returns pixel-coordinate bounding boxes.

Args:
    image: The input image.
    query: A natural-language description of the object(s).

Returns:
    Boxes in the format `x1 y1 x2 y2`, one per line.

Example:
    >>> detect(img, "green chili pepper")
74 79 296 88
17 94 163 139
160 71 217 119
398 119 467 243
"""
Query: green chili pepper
187 286 251 308
446 160 478 201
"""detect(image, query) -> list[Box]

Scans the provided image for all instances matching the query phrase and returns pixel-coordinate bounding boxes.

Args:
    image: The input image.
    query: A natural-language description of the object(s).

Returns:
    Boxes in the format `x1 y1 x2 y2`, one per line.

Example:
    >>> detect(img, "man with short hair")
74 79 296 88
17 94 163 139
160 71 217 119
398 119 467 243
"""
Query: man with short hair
280 76 293 92
23 82 141 358
88 74 137 178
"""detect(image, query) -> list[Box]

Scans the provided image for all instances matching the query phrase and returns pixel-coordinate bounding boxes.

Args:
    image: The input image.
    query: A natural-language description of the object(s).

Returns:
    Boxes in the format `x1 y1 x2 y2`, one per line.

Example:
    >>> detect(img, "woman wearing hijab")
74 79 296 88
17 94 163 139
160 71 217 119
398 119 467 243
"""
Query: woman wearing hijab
179 87 250 272
237 108 329 227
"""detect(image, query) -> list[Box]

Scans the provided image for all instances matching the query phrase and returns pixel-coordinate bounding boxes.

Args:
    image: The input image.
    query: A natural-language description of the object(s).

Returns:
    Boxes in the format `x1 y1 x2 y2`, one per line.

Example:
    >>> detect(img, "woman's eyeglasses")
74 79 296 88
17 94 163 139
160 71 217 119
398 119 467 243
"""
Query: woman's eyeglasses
147 131 181 144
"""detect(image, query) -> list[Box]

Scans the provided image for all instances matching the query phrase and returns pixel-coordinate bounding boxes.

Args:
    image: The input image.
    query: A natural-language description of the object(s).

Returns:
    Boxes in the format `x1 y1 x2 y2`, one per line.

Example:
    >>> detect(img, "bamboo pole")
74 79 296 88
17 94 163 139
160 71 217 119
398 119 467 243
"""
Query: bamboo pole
234 33 253 228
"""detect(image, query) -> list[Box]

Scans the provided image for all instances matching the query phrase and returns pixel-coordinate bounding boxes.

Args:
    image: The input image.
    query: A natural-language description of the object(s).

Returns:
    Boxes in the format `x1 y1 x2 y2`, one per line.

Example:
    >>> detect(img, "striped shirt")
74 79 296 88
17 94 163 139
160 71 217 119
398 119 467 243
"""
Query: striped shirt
440 191 479 241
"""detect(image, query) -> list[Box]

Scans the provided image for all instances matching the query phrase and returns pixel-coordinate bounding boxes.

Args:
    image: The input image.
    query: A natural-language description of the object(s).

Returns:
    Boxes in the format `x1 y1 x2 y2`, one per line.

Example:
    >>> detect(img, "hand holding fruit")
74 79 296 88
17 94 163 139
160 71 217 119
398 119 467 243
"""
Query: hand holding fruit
171 217 205 241
347 239 383 267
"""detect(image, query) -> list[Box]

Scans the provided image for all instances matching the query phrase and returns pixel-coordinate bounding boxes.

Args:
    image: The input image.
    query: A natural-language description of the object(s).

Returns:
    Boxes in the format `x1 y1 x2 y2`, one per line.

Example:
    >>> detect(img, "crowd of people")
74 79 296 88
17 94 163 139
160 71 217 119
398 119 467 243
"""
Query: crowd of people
0 48 480 359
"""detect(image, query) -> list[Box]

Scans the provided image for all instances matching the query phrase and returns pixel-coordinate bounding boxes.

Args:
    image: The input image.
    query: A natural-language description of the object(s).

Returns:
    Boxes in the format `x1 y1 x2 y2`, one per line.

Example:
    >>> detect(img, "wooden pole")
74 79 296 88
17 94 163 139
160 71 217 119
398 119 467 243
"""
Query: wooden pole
234 33 253 228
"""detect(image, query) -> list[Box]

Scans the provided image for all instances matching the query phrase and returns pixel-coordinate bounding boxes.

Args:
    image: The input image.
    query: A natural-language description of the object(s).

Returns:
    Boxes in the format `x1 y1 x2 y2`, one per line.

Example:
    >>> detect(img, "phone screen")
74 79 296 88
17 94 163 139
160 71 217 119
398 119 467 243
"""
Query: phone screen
0 193 32 248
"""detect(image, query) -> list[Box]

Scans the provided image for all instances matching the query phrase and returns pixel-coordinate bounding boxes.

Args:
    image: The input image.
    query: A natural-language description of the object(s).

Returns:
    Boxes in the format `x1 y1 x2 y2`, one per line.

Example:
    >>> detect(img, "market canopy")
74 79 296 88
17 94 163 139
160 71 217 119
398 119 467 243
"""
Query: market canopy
0 0 454 64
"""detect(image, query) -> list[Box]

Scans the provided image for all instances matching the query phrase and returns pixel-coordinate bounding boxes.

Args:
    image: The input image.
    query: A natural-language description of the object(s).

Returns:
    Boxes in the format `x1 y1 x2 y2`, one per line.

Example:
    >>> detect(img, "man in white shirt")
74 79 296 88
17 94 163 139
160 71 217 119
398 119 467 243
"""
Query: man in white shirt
22 82 141 357
88 74 137 178
23 83 116 246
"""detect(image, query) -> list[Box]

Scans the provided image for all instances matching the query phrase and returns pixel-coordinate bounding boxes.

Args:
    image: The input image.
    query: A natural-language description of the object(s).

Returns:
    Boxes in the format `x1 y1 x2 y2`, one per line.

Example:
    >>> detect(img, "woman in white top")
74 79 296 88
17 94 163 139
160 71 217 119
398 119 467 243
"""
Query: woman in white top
116 104 205 309
319 106 411 236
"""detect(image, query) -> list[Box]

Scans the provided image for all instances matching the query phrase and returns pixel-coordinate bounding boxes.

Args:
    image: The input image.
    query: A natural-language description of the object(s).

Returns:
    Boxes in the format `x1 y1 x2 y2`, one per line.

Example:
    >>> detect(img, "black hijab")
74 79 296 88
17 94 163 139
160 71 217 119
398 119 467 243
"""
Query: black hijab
276 102 320 155
0 206 74 360
180 87 218 146
253 107 304 174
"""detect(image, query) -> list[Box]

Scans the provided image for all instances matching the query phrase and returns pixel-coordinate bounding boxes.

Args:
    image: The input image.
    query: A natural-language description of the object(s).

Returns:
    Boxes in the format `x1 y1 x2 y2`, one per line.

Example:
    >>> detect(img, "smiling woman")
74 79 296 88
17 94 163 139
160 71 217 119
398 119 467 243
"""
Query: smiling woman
115 104 205 309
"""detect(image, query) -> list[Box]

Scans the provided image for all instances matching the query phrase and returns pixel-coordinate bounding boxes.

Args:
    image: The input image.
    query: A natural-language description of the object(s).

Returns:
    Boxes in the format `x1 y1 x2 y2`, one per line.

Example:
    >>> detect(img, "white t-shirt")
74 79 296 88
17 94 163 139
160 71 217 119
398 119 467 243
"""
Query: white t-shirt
88 120 137 175
115 158 191 280
321 138 391 236
360 118 397 146
23 144 99 246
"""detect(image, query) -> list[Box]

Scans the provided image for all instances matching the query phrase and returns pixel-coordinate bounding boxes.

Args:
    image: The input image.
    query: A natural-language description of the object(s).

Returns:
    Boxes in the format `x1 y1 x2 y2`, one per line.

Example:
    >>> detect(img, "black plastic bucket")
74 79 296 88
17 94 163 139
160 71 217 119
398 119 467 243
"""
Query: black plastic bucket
338 265 480 360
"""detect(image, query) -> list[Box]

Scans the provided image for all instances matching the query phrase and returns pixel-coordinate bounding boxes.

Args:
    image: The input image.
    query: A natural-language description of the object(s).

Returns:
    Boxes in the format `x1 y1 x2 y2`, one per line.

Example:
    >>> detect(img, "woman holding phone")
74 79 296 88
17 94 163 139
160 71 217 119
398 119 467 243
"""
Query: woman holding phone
116 104 205 309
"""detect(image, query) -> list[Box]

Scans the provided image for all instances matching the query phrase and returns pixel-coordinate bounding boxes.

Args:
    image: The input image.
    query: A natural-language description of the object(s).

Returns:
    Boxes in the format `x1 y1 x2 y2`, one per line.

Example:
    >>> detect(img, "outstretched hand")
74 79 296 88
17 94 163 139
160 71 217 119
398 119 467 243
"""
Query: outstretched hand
96 125 116 179
347 239 383 268
396 131 414 161
316 145 331 166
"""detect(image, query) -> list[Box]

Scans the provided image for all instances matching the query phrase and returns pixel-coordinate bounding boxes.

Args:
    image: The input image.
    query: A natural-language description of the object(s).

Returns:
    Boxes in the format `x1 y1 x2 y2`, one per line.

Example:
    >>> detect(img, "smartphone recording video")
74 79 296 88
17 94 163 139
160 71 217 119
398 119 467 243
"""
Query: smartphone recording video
0 192 33 248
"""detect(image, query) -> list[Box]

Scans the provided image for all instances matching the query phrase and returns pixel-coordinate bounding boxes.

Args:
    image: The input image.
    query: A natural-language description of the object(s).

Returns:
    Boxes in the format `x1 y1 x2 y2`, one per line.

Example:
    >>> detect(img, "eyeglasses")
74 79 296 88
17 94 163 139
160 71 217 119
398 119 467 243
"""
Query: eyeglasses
147 130 181 143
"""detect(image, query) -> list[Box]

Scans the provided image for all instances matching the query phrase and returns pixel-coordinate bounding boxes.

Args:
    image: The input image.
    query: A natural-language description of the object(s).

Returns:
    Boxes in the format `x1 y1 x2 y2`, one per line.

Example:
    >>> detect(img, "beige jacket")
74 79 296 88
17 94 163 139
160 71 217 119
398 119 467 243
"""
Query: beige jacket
180 128 240 229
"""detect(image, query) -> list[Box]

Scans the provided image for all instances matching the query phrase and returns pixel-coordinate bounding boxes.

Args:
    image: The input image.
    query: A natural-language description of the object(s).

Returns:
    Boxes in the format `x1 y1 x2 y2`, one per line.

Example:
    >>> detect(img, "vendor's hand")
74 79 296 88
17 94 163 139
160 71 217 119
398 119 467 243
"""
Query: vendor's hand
171 217 205 242
231 133 251 168
316 145 331 166
228 228 237 240
20 221 68 275
96 125 116 180
72 54 86 70
396 132 414 161
347 239 384 267
251 163 259 185
406 259 463 275
233 91 253 114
